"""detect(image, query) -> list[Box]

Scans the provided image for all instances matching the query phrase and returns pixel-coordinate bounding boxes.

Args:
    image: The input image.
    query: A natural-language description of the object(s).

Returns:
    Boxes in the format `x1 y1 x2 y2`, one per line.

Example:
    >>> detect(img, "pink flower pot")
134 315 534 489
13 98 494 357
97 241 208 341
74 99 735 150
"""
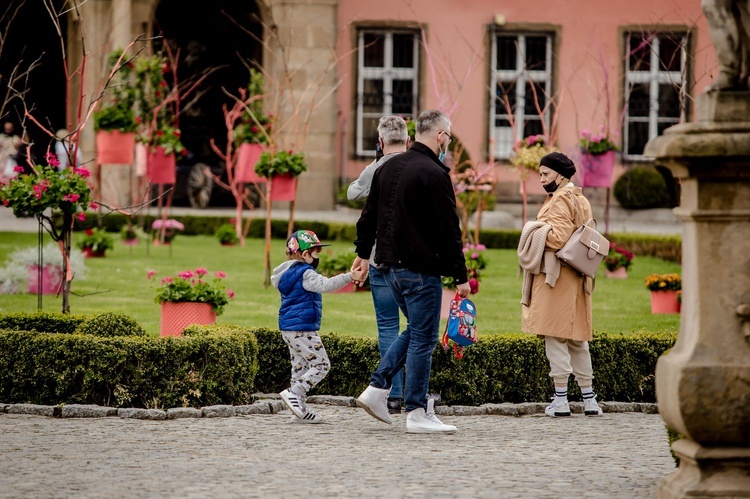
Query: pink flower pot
147 147 176 184
650 290 680 314
160 302 216 337
605 267 628 279
270 174 297 201
122 239 139 246
580 151 616 188
82 247 106 258
235 143 266 184
220 241 237 247
27 265 62 295
333 281 355 294
96 130 135 165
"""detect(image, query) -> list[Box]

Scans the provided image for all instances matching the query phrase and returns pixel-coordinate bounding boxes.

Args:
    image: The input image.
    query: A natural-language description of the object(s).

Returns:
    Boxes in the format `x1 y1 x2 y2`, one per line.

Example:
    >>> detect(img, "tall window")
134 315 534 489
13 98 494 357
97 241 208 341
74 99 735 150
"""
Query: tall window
490 33 553 159
624 32 688 159
356 29 419 157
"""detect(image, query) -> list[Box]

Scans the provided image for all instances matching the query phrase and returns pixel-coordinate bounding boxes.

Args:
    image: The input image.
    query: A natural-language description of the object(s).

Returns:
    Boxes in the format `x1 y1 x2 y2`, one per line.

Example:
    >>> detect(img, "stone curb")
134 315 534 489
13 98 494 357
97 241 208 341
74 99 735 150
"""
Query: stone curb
0 399 659 419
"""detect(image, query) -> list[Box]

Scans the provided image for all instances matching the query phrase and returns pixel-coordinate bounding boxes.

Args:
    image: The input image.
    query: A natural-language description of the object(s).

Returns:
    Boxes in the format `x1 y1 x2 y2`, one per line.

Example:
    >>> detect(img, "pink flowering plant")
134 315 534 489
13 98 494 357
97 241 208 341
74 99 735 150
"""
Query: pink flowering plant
442 243 487 295
510 135 558 172
149 268 235 315
605 243 634 271
579 127 619 156
151 218 185 243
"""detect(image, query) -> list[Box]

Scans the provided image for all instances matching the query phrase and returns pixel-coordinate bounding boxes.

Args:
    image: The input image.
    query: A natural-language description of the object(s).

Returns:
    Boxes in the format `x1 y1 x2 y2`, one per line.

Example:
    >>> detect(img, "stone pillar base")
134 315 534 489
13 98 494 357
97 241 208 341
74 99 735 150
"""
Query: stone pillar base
659 439 750 498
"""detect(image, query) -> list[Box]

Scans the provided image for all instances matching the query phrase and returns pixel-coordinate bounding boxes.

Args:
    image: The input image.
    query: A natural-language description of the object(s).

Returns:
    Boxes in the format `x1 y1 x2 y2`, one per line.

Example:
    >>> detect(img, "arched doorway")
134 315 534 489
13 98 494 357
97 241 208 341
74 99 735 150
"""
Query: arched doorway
0 0 67 164
153 0 263 207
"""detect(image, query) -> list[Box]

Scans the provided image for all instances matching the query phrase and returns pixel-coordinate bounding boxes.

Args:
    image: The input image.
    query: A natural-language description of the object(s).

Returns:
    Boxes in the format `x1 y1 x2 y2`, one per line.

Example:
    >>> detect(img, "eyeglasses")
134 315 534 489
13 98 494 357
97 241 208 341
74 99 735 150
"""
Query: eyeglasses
441 130 453 144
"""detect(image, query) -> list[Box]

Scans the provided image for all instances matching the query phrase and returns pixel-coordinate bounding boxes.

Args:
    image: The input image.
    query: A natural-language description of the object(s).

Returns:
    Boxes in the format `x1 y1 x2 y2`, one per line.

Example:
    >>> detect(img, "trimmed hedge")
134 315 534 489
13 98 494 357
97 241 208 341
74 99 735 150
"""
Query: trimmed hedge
64 212 680 262
0 320 258 409
0 311 90 334
252 329 676 405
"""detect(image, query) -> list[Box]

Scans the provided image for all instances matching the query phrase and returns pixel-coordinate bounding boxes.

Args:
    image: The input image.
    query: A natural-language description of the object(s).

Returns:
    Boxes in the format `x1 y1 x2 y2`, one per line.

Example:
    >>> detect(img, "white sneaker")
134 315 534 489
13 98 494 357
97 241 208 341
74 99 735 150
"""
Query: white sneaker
406 408 457 434
356 385 392 424
290 410 324 424
584 397 603 416
280 389 306 419
545 398 571 417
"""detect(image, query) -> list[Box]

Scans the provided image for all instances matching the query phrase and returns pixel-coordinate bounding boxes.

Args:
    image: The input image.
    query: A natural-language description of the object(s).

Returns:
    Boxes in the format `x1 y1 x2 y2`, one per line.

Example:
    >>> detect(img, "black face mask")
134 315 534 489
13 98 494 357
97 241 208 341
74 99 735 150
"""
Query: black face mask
311 257 320 270
543 180 559 193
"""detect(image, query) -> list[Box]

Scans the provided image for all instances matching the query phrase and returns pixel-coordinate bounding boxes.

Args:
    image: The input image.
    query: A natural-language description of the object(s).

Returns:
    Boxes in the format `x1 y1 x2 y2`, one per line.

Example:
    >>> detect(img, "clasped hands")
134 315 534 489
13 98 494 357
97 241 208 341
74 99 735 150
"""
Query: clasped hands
349 256 369 287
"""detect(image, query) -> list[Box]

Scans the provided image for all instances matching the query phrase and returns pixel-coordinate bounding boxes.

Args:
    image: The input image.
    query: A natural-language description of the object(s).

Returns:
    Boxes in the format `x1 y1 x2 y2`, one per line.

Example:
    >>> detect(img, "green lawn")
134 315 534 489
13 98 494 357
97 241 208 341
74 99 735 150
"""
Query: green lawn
0 231 681 337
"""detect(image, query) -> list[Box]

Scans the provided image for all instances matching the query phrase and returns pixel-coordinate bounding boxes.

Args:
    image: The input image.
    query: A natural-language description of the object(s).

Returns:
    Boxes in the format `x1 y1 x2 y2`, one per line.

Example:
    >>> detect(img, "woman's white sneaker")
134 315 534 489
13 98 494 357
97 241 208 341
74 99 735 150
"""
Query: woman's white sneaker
356 385 393 424
584 398 603 416
545 399 571 417
406 408 457 433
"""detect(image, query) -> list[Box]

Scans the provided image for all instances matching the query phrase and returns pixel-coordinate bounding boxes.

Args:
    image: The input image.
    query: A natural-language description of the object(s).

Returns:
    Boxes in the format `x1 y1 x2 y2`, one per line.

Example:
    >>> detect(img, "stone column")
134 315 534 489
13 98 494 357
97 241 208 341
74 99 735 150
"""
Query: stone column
264 0 338 210
644 91 750 497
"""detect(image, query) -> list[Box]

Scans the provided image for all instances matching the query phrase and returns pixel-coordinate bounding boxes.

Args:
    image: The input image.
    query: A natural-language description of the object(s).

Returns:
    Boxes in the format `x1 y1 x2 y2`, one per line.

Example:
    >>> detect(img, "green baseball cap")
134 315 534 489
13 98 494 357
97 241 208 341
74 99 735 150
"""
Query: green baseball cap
286 230 330 254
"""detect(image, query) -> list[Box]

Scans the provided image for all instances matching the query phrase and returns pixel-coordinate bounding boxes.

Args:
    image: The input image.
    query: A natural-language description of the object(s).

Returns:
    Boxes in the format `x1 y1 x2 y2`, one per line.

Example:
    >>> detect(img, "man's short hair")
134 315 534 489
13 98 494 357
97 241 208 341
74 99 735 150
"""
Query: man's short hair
415 109 451 136
377 116 408 146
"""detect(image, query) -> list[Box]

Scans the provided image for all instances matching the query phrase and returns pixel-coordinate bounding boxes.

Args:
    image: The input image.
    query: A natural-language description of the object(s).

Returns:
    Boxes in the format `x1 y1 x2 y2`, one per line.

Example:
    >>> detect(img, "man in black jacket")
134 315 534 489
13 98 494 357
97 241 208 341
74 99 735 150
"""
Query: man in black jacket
352 109 469 434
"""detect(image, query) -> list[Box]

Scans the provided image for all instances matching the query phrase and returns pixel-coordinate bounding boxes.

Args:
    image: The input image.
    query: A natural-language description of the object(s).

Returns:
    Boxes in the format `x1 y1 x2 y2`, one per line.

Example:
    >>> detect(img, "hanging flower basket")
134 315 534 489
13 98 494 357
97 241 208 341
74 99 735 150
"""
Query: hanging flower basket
270 174 297 201
579 150 616 188
236 143 266 184
147 146 176 184
160 302 216 337
650 290 680 314
27 264 63 295
96 130 135 165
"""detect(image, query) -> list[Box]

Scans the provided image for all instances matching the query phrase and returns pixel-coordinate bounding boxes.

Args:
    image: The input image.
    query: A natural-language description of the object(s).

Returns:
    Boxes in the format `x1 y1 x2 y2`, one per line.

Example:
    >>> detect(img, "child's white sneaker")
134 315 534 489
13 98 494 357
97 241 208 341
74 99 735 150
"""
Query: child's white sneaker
290 410 324 424
280 389 306 419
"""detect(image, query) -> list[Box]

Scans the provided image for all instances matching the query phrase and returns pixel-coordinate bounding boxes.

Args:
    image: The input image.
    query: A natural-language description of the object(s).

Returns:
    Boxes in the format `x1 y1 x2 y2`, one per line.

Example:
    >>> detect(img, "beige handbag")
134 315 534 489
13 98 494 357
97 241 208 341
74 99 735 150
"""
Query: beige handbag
555 193 609 278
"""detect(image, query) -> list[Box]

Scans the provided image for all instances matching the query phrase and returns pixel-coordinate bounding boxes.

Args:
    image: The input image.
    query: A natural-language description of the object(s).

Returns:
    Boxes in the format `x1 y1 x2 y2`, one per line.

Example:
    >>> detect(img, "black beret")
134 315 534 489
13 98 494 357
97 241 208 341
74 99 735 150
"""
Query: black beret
539 152 576 179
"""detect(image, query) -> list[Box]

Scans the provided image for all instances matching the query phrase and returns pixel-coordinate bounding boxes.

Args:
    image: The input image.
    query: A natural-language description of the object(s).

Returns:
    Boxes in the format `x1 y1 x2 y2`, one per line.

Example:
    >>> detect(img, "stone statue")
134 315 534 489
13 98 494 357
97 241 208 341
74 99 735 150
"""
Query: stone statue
702 0 750 89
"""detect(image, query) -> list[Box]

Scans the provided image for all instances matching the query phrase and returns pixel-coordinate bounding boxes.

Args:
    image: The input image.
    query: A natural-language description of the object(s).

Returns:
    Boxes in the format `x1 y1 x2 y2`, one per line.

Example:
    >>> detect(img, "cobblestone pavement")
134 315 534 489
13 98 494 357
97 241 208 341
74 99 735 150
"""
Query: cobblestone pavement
0 405 675 498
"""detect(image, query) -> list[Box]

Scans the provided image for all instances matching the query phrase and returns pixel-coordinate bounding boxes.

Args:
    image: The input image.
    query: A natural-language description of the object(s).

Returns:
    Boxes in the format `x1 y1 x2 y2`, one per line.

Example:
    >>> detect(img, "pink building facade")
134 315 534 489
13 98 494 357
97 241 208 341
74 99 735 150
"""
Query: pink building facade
335 0 717 199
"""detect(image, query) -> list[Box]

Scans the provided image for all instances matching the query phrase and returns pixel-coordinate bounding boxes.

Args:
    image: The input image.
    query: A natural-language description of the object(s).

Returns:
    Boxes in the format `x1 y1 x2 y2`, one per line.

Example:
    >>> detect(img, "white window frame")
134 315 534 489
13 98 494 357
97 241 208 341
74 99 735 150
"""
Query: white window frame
489 32 553 160
356 29 419 158
623 32 688 160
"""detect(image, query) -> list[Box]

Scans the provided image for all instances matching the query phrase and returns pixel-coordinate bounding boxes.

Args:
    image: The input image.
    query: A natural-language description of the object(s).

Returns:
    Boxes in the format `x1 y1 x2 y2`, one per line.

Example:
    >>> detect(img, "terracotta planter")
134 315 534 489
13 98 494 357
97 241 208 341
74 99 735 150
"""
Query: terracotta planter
27 264 62 295
650 290 680 314
270 174 297 201
236 143 266 184
122 238 139 246
147 147 176 184
580 151 616 188
160 302 216 337
333 281 355 294
605 267 628 279
96 130 135 164
82 247 106 258
220 241 237 247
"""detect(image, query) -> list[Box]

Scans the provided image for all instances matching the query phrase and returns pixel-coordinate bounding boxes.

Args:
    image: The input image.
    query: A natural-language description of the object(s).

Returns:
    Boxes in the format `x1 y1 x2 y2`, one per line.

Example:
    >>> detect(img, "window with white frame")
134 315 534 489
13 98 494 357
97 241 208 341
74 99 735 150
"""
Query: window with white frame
624 31 688 159
490 33 553 159
356 29 419 157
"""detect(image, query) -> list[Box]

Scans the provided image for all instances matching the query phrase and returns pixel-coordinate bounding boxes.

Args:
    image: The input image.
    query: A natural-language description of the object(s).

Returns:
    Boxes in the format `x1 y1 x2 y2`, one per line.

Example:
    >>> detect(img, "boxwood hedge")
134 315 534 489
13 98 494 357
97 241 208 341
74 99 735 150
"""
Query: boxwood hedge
0 313 674 408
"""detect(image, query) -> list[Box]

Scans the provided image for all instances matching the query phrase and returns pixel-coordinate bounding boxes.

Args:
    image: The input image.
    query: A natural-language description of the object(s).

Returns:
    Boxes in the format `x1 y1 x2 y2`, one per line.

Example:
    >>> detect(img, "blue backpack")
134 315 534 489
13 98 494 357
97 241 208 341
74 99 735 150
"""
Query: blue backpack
441 292 478 359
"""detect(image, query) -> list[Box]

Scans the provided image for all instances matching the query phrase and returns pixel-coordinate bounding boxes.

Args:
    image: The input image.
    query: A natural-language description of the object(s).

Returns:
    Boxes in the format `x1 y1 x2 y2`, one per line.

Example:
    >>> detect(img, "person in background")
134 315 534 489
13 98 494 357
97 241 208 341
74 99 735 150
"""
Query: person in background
1 122 20 180
347 115 409 414
273 229 366 424
520 152 603 418
352 109 469 434
54 129 83 170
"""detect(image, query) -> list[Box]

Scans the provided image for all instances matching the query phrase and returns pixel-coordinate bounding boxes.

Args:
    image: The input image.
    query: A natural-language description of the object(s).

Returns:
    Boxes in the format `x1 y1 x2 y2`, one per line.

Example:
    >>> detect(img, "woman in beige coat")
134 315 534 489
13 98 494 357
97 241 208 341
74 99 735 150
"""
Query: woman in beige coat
520 152 603 418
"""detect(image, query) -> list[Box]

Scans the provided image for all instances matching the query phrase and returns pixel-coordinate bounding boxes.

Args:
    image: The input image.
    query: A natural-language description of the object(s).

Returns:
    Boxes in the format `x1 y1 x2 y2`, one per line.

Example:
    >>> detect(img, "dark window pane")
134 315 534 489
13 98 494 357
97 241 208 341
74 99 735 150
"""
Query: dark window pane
496 36 517 70
628 83 650 117
524 82 545 115
495 117 512 127
523 119 544 138
627 121 649 155
659 35 683 72
495 81 516 114
392 33 414 68
363 117 380 150
361 79 384 112
363 33 384 67
657 120 678 136
629 34 651 71
525 36 547 70
658 83 681 118
392 79 414 114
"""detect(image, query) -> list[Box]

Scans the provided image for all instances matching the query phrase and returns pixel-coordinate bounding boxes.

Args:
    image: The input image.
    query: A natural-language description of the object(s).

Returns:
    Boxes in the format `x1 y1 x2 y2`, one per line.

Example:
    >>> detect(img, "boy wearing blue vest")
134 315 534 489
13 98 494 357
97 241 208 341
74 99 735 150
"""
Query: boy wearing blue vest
272 230 365 423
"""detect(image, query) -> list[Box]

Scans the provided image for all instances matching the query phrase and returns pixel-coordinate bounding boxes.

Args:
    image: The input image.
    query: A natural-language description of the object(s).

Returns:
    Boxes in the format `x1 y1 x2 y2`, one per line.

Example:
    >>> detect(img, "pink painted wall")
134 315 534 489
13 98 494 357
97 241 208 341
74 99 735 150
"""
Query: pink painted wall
336 0 716 184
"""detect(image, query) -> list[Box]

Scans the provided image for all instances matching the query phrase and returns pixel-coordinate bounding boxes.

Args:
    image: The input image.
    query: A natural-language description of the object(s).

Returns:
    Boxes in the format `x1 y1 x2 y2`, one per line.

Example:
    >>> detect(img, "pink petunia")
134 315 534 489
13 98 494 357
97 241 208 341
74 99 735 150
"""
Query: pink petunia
469 278 479 294
89 202 98 210
214 271 226 279
471 252 479 259
13 165 24 173
46 153 60 168
2 200 9 206
161 277 173 285
77 212 86 221
227 289 235 299
147 270 157 280
74 167 91 178
178 271 194 280
580 129 591 137
477 244 486 251
462 247 469 254
195 268 208 277
63 193 80 202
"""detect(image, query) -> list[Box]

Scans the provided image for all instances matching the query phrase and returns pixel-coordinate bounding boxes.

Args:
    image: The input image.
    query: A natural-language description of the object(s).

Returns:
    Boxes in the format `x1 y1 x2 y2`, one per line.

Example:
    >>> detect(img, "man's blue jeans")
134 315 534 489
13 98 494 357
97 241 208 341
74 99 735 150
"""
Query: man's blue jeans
370 267 442 412
368 266 403 400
